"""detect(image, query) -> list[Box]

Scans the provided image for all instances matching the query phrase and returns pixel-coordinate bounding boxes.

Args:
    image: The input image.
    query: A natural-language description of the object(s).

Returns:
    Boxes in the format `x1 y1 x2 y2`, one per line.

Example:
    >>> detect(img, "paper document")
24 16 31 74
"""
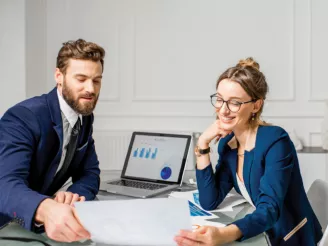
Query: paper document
217 192 247 211
75 198 191 246
187 201 217 218
169 189 247 212
191 217 225 230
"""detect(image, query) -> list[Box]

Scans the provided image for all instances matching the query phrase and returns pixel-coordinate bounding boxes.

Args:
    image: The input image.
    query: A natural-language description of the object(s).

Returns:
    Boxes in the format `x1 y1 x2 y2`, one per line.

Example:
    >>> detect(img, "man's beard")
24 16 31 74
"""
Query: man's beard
62 81 99 116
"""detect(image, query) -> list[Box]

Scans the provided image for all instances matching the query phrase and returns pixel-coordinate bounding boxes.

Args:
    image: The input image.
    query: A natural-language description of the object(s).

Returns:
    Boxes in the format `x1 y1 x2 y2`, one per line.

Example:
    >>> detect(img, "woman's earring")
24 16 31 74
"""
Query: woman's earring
251 113 256 121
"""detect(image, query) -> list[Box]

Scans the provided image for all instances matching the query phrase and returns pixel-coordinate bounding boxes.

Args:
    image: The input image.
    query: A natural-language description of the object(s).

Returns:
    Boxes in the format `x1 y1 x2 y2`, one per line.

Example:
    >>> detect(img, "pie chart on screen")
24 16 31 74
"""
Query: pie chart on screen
160 166 172 180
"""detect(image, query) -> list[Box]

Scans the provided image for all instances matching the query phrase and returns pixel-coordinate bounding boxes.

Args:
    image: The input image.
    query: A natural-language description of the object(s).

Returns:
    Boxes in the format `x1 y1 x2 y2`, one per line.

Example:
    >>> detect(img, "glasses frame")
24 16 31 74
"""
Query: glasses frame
210 93 256 113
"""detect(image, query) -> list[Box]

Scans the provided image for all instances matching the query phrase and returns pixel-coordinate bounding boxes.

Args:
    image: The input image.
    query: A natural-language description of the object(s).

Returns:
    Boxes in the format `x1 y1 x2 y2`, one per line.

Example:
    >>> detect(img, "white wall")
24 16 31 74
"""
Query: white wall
26 0 47 98
43 0 328 170
0 0 26 115
2 0 328 170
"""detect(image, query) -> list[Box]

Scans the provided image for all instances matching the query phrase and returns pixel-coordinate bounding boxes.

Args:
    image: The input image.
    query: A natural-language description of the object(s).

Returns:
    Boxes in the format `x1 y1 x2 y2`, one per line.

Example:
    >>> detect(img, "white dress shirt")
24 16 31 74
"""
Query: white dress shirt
56 89 82 174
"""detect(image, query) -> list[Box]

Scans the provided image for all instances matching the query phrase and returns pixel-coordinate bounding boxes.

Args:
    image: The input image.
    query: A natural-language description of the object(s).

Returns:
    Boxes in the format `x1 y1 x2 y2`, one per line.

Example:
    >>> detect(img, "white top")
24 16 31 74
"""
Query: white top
56 89 82 173
236 173 272 245
236 173 255 208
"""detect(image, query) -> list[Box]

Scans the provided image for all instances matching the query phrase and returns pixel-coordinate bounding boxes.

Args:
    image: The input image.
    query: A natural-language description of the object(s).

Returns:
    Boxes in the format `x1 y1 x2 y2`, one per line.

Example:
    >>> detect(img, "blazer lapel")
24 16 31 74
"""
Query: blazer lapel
226 135 242 194
243 126 262 204
41 88 63 194
243 151 254 202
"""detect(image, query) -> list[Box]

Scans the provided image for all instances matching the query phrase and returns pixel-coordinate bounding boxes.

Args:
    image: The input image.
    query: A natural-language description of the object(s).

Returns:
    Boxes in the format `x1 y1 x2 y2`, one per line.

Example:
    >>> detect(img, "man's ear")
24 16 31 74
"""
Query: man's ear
54 68 64 88
253 99 263 113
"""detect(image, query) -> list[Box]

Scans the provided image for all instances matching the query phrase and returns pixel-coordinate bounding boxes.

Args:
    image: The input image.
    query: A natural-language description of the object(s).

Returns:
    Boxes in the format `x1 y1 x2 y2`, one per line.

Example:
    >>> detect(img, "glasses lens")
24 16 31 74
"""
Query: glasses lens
227 101 241 113
211 96 222 108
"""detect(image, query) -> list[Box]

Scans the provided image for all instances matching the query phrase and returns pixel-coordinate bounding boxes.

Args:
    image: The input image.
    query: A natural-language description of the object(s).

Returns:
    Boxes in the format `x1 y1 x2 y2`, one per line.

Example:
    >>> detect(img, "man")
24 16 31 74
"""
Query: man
0 39 105 242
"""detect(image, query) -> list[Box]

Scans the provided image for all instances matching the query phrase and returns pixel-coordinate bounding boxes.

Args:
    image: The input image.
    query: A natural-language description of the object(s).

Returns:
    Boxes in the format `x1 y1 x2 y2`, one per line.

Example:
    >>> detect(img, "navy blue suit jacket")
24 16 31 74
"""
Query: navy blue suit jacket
196 125 322 245
0 88 100 231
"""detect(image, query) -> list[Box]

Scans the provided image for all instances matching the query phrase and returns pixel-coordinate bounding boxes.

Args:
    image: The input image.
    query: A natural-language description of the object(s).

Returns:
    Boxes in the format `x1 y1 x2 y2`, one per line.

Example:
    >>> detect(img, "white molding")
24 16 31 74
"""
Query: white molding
308 0 327 102
131 0 296 102
99 21 121 102
94 112 323 119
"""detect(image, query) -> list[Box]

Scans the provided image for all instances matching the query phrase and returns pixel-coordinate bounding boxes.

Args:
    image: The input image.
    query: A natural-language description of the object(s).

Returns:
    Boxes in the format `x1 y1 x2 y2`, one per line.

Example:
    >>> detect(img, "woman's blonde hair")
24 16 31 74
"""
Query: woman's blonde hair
216 57 270 128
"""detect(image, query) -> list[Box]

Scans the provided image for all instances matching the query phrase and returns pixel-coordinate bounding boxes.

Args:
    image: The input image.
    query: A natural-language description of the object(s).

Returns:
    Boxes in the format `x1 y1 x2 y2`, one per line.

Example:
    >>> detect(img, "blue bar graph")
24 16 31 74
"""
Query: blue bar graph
133 148 138 157
132 147 158 160
139 148 145 158
151 148 158 159
145 148 151 158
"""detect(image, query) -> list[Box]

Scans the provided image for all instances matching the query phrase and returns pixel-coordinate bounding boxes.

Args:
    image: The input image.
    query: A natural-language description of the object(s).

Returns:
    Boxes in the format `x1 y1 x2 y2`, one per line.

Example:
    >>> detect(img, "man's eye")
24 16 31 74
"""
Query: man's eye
77 78 85 82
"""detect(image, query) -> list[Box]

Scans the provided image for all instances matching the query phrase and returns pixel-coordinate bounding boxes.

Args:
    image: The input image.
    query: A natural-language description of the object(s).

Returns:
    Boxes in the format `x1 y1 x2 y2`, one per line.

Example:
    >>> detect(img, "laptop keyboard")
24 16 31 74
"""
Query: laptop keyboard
108 180 167 190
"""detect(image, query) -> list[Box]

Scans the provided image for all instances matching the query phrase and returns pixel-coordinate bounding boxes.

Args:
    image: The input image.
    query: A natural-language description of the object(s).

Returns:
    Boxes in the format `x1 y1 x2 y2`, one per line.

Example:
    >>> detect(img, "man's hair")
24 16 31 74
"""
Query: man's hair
56 39 105 74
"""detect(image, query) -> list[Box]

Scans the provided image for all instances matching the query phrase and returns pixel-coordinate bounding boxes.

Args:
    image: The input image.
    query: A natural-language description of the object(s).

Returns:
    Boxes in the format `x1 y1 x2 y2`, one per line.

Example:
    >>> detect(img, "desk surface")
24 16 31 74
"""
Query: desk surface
0 171 267 246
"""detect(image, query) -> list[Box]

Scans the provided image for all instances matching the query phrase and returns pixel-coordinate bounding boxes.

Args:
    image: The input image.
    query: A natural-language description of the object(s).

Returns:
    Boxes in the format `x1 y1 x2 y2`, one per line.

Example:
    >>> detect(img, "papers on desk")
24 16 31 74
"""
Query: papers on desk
169 189 247 213
191 217 225 229
75 198 191 246
169 189 247 230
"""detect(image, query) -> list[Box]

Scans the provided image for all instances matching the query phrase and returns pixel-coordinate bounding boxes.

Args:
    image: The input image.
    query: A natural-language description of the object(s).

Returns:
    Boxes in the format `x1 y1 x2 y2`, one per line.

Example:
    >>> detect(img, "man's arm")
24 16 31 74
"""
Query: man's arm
0 106 49 230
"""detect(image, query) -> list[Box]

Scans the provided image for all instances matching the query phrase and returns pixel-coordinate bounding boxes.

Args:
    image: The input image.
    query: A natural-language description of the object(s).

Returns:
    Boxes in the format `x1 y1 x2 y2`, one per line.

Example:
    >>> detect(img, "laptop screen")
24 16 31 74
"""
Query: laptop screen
121 132 191 184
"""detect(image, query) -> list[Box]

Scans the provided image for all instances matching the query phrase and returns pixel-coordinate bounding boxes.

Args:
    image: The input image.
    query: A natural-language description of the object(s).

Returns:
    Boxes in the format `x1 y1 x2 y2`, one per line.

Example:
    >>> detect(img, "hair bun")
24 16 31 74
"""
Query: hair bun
237 57 260 70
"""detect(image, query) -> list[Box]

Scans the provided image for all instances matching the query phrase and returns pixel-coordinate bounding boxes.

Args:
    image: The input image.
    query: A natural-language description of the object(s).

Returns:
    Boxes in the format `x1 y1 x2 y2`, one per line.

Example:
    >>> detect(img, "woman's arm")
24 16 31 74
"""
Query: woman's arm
196 135 233 211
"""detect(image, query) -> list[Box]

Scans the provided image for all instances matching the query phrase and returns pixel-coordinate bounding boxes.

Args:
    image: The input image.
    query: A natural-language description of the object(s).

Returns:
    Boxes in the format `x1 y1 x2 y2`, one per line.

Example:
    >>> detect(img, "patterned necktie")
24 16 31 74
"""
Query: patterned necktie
46 118 81 196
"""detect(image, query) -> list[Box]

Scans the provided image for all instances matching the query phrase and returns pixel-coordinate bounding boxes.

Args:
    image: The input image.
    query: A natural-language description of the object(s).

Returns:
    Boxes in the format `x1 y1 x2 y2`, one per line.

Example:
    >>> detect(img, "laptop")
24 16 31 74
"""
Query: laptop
100 131 192 198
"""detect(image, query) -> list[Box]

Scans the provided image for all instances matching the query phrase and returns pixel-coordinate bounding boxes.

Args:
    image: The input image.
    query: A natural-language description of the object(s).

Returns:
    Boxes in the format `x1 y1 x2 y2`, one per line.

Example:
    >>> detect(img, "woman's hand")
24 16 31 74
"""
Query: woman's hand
198 120 232 148
174 226 225 246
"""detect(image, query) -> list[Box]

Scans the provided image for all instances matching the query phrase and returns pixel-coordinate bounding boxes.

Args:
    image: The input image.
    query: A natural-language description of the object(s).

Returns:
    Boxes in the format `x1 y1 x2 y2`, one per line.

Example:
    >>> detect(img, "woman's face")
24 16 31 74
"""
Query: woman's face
215 79 257 131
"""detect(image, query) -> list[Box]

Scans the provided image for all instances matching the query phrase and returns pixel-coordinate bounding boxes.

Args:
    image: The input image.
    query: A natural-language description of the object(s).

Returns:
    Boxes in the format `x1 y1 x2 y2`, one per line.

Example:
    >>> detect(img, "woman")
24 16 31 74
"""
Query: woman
174 58 323 245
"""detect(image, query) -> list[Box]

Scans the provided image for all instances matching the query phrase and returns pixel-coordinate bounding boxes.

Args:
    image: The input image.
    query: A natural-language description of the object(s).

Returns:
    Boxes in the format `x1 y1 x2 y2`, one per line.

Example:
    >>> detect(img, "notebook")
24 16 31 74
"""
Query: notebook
100 131 192 198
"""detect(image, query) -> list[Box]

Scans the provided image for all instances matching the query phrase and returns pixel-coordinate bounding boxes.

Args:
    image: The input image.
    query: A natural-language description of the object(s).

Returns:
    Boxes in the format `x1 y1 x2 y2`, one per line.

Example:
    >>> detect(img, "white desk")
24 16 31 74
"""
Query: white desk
0 171 267 246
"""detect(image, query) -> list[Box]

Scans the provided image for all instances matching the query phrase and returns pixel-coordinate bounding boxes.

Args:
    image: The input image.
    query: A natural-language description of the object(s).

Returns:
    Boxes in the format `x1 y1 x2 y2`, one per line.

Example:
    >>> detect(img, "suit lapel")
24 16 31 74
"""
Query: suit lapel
41 88 63 194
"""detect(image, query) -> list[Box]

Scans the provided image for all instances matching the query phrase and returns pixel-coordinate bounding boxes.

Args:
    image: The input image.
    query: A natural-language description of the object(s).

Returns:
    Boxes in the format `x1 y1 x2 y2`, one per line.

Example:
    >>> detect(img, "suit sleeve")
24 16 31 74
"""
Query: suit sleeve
232 130 294 240
196 142 233 210
66 126 100 200
0 106 49 231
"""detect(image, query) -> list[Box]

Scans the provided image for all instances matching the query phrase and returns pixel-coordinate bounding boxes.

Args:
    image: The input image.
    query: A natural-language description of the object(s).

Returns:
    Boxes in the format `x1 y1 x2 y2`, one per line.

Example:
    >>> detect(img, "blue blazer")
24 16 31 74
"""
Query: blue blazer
196 125 322 245
0 88 100 231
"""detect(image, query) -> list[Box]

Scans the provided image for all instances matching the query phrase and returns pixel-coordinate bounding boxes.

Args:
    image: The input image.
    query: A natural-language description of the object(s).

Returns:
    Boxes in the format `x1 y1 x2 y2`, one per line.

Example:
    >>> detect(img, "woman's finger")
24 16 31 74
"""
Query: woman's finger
174 236 199 246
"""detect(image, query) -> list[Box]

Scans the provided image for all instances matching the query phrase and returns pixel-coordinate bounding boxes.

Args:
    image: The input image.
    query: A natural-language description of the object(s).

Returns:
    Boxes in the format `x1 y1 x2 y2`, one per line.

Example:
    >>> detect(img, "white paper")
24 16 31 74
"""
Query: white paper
75 198 192 246
191 217 225 230
214 192 247 212
169 190 246 213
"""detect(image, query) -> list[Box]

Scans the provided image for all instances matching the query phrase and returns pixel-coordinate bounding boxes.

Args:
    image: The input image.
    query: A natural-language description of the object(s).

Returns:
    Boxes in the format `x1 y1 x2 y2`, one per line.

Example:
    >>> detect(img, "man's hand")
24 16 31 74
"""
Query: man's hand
35 198 90 242
54 191 85 206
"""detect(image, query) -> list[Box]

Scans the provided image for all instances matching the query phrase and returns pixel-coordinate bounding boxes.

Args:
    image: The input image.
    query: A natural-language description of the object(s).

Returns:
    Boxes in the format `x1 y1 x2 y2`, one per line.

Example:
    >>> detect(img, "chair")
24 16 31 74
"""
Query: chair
307 179 328 246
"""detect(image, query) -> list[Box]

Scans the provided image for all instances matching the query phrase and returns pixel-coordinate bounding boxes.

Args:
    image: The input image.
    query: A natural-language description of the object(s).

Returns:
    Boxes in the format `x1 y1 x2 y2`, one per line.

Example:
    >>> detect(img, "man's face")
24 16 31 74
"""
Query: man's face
55 59 103 116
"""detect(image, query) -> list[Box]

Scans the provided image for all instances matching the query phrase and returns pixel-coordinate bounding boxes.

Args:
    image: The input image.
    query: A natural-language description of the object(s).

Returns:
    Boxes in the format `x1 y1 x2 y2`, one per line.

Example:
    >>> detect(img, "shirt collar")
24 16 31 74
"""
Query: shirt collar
57 89 82 128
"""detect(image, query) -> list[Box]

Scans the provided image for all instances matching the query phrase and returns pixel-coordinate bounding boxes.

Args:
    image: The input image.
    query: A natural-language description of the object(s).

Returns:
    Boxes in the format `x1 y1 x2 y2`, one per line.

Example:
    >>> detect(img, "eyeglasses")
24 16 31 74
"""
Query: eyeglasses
210 93 256 113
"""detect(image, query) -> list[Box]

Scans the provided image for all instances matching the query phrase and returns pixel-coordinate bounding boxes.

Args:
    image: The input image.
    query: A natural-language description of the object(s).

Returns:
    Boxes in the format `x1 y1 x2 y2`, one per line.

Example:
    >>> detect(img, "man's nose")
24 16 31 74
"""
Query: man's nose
85 80 95 94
